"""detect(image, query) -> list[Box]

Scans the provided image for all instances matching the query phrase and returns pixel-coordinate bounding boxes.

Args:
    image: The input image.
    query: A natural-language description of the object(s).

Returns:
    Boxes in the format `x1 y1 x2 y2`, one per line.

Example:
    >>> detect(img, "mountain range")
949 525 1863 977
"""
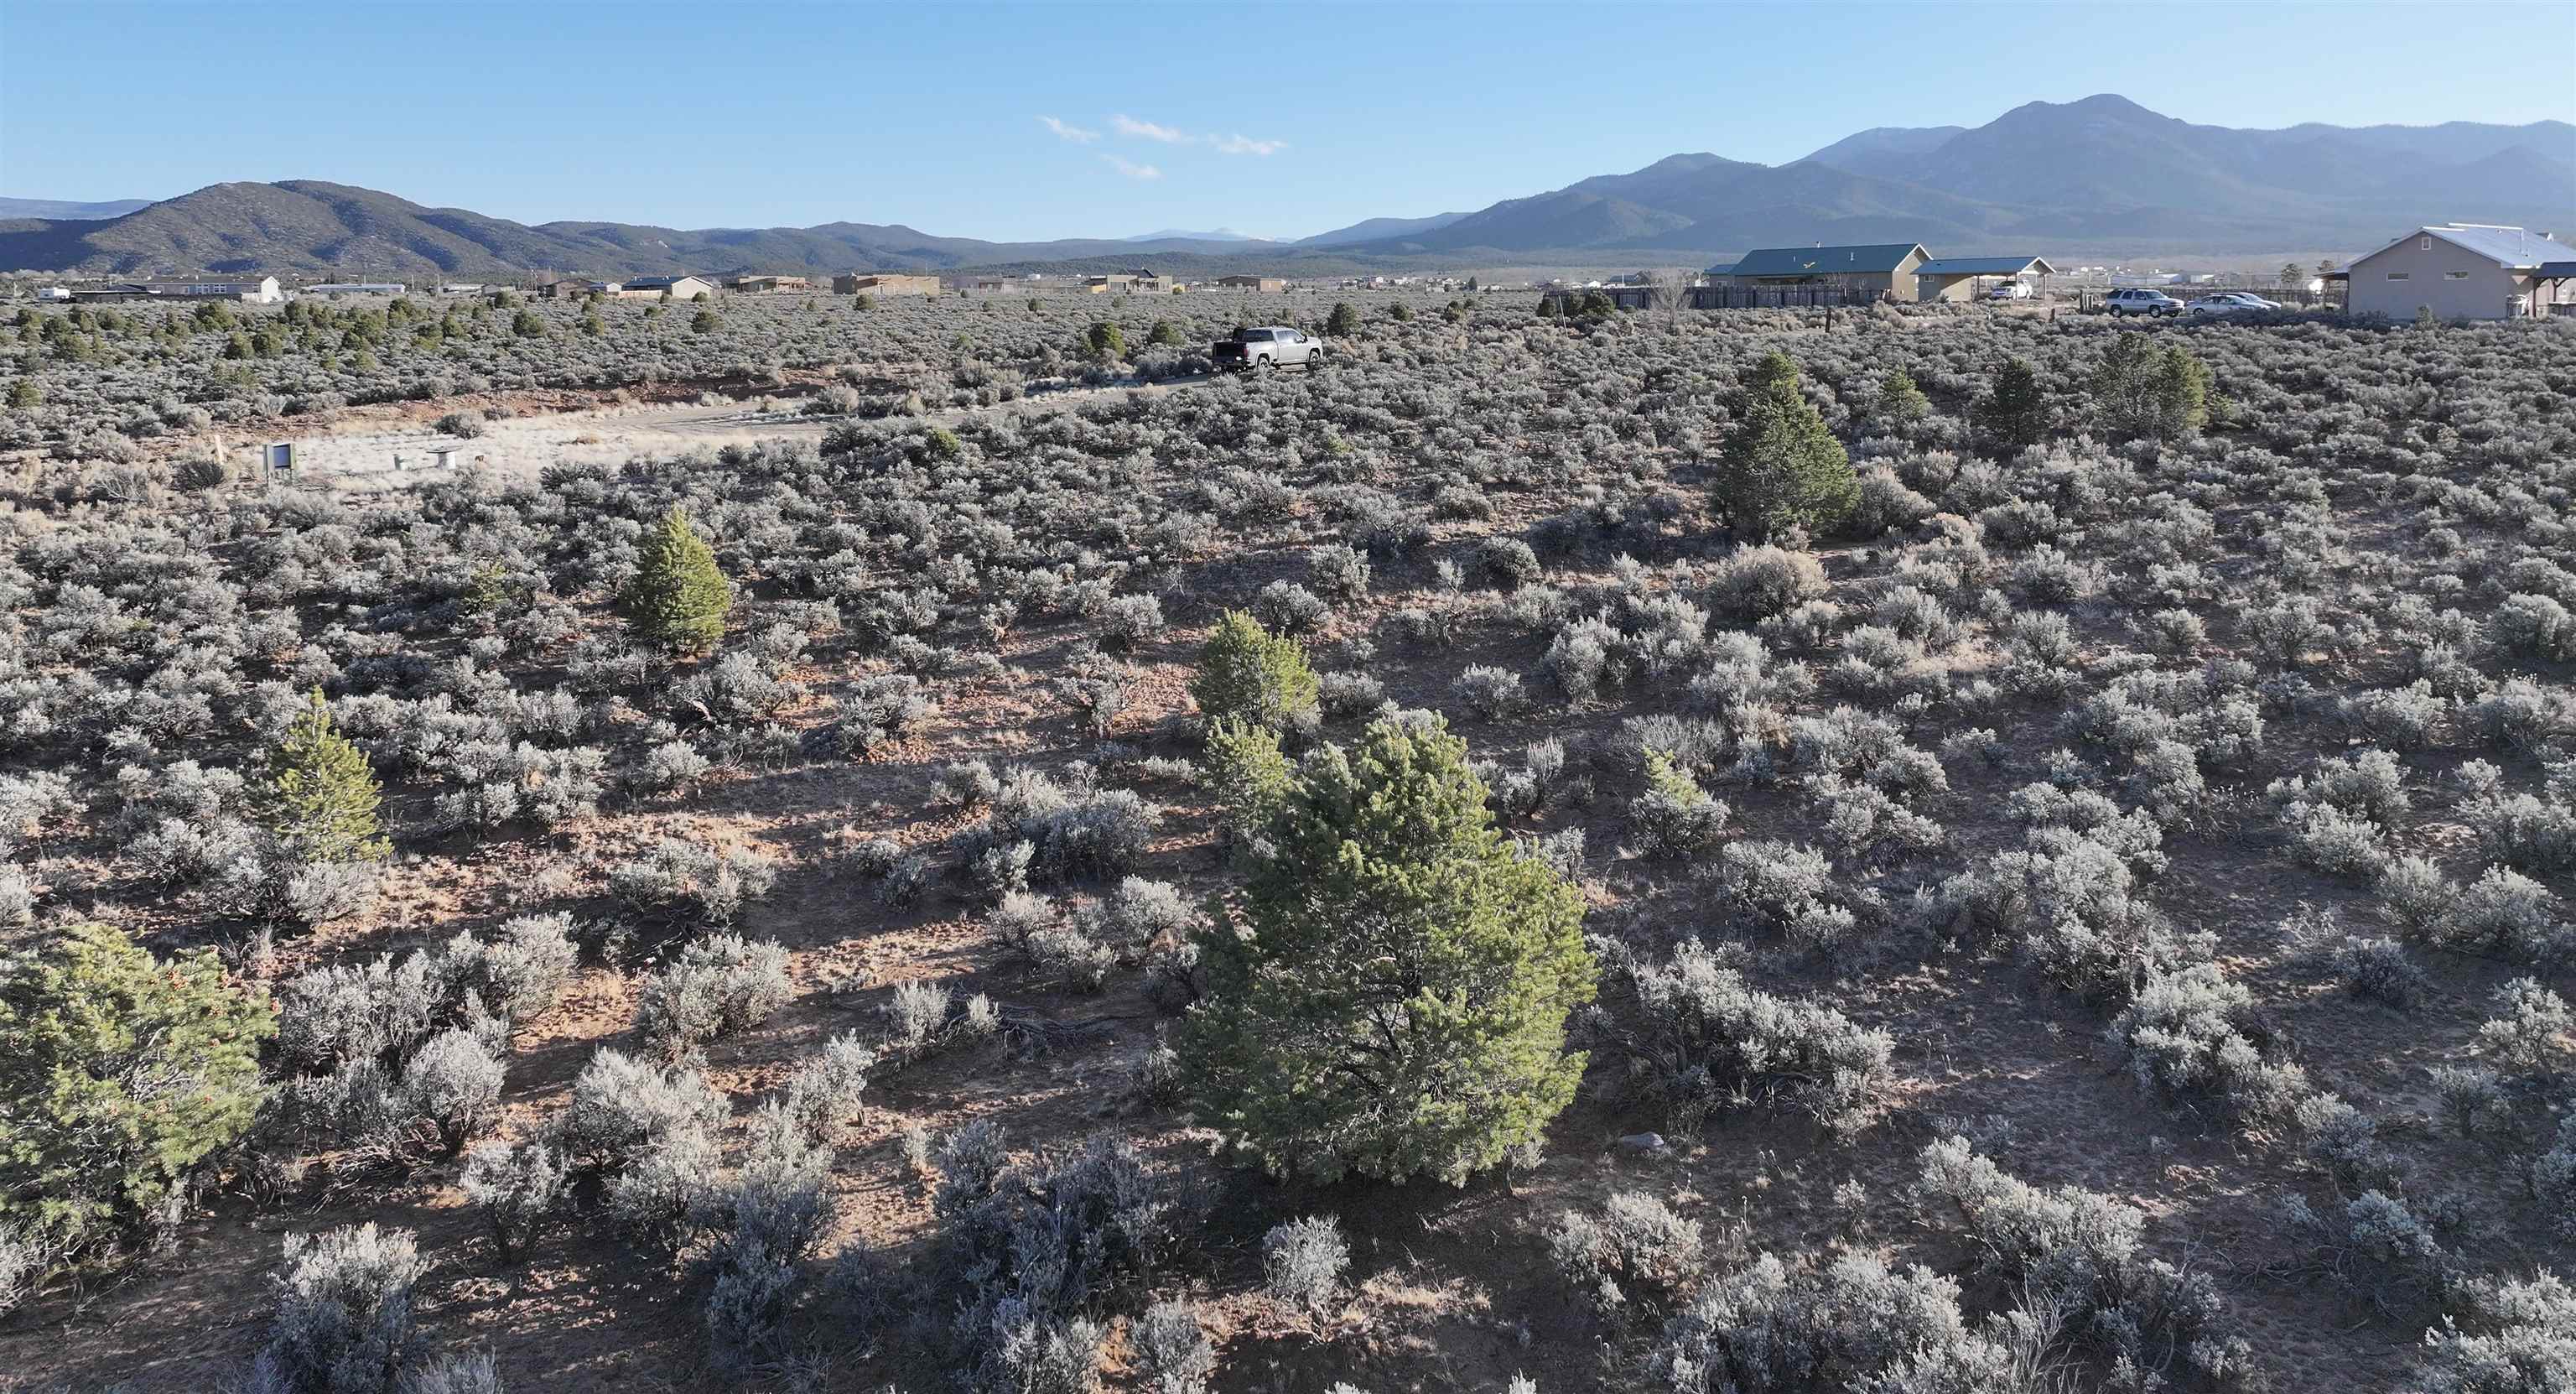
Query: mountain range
0 197 154 222
5 96 2568 278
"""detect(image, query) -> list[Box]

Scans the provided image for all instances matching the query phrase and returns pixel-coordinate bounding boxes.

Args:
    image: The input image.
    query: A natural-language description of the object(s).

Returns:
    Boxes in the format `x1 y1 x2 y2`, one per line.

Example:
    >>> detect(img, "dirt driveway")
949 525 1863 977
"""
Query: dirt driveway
310 373 1218 493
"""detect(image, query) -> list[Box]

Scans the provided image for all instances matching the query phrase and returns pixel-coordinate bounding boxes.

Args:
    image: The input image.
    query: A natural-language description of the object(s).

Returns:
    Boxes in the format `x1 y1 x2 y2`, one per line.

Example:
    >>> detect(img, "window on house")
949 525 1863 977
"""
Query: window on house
2420 236 2433 250
2444 271 2470 280
2386 273 2410 281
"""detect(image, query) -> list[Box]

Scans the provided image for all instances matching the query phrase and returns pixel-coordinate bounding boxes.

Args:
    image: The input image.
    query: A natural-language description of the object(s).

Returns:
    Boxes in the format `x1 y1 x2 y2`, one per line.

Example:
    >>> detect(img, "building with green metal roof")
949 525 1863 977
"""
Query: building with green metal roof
1706 243 1932 301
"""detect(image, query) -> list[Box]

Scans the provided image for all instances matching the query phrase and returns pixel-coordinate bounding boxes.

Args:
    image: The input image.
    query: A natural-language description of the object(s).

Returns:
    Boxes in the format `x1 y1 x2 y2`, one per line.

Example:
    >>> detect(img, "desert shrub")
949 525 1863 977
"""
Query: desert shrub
1914 1136 2237 1378
1599 938 1893 1132
0 921 273 1253
608 837 776 932
553 1048 725 1171
443 913 579 1027
2488 591 2576 662
1706 544 1828 621
397 1028 506 1156
1135 1298 1217 1394
2433 866 2569 964
1713 351 1857 541
2107 965 2307 1124
1251 579 1331 636
927 1128 1186 1391
623 506 732 655
2288 908 2429 1010
822 674 933 757
1262 1215 1349 1323
976 767 1157 882
1847 466 1935 538
634 934 793 1058
1630 750 1728 859
2533 1120 2576 1239
459 1139 568 1261
1644 1251 2012 1393
2409 1270 2576 1394
2475 978 2573 1081
1475 536 1544 591
1547 1190 1705 1317
2268 747 2410 829
1182 715 1597 1184
248 1224 428 1394
934 758 1003 809
781 1031 876 1142
1318 669 1386 717
402 1354 504 1394
1452 664 1527 721
1098 593 1167 651
1189 610 1320 737
1307 544 1371 602
2461 788 2576 878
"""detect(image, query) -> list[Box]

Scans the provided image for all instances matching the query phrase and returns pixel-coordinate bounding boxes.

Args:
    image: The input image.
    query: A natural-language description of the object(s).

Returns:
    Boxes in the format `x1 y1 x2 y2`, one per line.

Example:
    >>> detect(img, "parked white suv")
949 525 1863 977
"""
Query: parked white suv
2104 288 2184 317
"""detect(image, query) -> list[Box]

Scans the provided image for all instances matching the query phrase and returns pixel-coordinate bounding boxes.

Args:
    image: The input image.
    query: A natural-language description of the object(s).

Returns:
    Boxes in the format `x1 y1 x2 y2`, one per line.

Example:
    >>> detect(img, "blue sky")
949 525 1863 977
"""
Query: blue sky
4 0 2570 242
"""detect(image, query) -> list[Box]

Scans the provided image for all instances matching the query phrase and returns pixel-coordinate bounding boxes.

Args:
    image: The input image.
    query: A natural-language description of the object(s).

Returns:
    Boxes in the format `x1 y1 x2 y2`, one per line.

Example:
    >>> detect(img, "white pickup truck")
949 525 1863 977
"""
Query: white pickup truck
1212 325 1326 372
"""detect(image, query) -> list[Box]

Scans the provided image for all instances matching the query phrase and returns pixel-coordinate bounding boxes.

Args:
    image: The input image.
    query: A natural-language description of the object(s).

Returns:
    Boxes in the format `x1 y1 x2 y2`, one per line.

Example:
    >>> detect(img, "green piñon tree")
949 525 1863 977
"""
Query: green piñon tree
2091 332 2210 442
1181 715 1597 1183
1327 302 1360 335
1200 716 1291 858
1713 351 1858 541
1975 355 2050 452
625 506 733 655
0 922 274 1252
1877 367 1929 425
1189 611 1319 736
263 689 389 864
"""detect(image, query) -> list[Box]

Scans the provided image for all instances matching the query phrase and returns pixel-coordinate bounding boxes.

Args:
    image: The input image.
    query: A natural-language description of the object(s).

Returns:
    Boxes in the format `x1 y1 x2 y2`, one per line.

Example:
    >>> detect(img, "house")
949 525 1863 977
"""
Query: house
436 283 485 296
615 275 716 299
1216 276 1287 292
972 278 1010 292
2343 224 2575 320
1709 244 1930 300
727 274 811 294
300 283 408 296
832 273 940 297
70 275 283 304
1913 256 2058 302
538 278 598 299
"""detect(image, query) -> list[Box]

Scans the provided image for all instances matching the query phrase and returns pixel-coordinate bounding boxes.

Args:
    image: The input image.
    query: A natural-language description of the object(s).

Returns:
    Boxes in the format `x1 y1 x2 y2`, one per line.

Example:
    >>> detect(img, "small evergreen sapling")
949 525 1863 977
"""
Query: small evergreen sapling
1975 355 2049 451
263 689 388 865
1188 610 1320 737
1182 715 1597 1184
623 506 733 655
1711 351 1858 542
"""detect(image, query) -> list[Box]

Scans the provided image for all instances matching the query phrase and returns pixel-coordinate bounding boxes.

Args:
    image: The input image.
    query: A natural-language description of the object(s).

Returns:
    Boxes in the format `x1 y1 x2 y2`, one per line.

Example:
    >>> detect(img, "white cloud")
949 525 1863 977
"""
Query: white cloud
1111 114 1192 143
1101 153 1163 180
1039 115 1099 143
1212 133 1287 157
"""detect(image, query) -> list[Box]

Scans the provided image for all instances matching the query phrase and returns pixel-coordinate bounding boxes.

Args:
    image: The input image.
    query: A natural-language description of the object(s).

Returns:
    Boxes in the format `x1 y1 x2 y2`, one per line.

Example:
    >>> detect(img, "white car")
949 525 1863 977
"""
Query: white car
1985 281 2034 301
2104 288 2184 317
2184 292 2283 316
